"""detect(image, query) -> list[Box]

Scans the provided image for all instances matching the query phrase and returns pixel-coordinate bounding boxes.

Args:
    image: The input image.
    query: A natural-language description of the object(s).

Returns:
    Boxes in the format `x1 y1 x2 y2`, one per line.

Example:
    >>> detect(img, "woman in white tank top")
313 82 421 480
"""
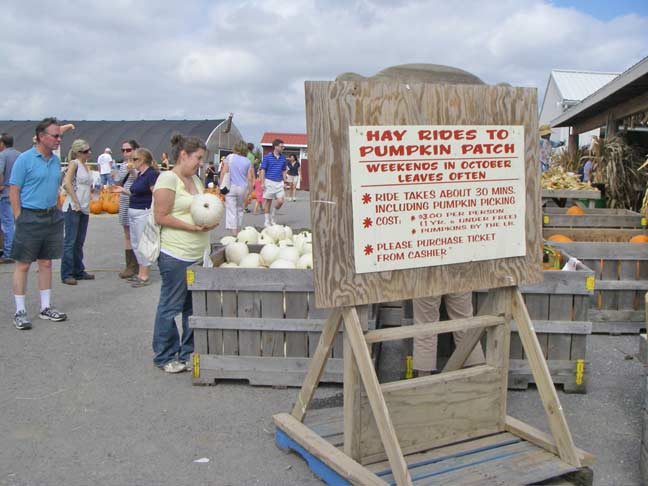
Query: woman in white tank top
61 139 94 285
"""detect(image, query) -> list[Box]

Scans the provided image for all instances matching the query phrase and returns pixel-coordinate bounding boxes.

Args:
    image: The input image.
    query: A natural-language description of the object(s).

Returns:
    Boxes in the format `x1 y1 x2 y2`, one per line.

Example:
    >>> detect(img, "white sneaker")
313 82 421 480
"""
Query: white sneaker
264 220 271 228
162 360 187 373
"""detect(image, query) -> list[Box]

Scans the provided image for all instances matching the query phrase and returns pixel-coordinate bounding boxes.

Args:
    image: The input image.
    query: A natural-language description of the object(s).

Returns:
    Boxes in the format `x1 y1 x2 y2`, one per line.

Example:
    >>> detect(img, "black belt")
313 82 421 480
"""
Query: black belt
23 206 58 214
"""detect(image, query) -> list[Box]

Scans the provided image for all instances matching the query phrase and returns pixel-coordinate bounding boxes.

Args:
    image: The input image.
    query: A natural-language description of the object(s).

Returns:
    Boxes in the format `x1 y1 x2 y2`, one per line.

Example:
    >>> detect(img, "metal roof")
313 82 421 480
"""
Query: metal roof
260 132 308 147
551 69 619 102
552 55 648 128
0 119 225 161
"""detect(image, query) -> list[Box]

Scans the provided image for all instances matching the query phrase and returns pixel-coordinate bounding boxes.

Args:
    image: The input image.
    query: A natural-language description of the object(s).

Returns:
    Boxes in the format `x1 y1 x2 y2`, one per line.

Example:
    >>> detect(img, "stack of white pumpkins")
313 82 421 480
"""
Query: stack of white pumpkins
219 225 313 269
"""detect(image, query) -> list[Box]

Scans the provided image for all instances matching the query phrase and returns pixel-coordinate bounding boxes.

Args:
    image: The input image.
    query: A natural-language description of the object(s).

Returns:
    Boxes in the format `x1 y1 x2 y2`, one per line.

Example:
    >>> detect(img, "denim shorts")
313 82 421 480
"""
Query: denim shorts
10 207 64 262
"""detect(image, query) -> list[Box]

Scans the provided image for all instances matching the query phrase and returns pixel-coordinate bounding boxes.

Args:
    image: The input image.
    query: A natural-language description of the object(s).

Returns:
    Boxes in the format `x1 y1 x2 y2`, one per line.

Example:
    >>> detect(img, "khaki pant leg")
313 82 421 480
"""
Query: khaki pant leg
412 295 441 371
444 291 485 366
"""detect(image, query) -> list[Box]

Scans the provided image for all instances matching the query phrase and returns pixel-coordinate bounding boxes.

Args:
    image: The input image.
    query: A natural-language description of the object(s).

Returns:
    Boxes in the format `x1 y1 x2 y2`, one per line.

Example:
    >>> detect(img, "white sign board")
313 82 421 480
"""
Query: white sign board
349 125 526 274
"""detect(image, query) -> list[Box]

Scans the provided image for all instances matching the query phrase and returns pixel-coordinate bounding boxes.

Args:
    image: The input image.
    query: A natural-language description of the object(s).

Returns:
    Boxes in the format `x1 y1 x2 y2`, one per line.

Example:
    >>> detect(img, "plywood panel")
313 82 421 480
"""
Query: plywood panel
261 292 285 357
357 366 503 464
306 81 541 308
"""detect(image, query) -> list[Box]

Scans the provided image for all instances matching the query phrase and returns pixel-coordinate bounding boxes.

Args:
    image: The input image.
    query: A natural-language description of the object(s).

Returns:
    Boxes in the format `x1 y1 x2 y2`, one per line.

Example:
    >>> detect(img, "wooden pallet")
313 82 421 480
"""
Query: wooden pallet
189 245 375 387
275 289 594 485
546 229 648 334
275 407 593 486
542 207 645 229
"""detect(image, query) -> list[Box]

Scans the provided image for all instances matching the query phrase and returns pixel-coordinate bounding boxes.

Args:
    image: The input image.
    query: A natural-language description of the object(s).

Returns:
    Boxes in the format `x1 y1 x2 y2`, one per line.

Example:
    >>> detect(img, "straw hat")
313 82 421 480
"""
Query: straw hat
539 124 552 136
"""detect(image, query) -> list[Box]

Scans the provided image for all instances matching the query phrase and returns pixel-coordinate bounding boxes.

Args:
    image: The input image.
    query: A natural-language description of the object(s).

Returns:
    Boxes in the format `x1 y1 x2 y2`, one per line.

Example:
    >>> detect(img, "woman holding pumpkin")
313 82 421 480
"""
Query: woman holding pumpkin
61 139 95 285
112 148 159 287
151 134 214 373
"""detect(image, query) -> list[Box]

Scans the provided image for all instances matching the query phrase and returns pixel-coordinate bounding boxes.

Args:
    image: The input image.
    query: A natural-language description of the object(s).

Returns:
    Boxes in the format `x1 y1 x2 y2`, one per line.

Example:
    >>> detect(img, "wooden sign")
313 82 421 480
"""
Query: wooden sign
306 81 542 308
348 124 527 273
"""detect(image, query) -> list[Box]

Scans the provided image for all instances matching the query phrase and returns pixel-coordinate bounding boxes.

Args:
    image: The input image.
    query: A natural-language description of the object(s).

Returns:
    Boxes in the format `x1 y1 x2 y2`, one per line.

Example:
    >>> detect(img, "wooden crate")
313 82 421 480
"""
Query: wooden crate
543 207 646 229
477 261 593 393
546 228 648 334
188 245 375 387
542 188 601 209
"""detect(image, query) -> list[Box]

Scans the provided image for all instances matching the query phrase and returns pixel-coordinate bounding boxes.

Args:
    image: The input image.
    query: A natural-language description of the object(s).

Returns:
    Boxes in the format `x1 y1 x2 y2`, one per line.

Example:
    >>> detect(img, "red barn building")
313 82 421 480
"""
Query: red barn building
260 132 310 191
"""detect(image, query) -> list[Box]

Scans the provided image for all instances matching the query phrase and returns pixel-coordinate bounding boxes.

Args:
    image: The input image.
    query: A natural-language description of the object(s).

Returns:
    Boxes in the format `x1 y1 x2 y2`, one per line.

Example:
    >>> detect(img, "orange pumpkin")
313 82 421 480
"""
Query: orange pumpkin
547 234 574 243
104 196 119 214
566 206 586 216
89 199 103 214
629 235 648 244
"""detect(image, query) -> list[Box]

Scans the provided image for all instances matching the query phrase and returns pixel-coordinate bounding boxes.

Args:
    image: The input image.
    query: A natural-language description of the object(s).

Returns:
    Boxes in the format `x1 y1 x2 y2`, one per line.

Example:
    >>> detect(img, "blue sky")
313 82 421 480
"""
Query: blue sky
0 1 646 145
553 0 648 20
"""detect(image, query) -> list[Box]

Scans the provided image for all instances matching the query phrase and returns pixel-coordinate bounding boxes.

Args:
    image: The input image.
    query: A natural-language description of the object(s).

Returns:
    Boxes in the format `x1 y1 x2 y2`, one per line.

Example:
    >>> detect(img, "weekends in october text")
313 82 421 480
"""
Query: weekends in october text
349 125 527 274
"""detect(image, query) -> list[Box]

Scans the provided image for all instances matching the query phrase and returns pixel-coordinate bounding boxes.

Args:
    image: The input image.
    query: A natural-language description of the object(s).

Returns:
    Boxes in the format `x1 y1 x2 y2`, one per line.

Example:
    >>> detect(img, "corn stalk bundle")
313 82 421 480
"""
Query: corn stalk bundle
590 136 646 209
550 145 589 173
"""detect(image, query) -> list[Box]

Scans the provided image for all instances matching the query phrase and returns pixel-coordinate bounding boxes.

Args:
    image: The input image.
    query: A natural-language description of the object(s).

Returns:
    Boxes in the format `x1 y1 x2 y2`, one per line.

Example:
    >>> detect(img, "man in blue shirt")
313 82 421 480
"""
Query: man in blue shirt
259 138 287 227
0 133 21 263
9 117 67 330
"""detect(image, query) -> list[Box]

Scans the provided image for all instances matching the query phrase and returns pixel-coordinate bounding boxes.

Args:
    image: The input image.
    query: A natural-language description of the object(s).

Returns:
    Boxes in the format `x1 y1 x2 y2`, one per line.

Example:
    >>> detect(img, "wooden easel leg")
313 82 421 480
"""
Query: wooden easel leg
343 307 413 486
443 288 509 372
511 287 581 467
291 309 343 422
343 331 362 460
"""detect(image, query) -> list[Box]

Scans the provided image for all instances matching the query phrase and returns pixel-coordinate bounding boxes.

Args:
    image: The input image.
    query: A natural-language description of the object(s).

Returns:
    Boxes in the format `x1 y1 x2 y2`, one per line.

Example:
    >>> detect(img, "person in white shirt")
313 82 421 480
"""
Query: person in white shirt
97 148 114 186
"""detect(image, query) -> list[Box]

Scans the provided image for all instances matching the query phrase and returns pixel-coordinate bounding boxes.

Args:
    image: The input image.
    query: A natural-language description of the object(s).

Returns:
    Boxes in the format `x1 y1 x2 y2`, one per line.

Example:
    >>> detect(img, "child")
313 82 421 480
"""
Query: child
253 175 263 214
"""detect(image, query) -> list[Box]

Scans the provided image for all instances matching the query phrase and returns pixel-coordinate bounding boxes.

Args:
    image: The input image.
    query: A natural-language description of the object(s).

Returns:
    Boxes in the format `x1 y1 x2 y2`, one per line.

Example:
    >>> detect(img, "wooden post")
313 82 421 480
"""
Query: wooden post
511 288 581 467
342 307 412 486
343 331 362 460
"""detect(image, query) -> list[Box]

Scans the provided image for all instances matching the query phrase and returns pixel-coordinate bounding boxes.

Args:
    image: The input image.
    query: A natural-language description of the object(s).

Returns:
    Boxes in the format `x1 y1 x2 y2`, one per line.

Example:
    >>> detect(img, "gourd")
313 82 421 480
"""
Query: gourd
190 193 224 227
225 242 249 264
259 244 280 266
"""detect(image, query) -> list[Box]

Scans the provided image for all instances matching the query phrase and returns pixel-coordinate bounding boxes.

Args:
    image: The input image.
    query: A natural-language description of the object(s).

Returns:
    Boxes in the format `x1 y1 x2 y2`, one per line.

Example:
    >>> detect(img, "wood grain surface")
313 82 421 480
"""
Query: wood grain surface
306 81 542 308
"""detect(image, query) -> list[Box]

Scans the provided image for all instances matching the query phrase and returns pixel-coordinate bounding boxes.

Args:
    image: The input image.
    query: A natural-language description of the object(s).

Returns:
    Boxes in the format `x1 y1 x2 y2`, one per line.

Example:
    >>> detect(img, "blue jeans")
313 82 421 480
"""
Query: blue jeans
0 197 14 256
100 173 114 186
61 209 89 280
153 252 196 367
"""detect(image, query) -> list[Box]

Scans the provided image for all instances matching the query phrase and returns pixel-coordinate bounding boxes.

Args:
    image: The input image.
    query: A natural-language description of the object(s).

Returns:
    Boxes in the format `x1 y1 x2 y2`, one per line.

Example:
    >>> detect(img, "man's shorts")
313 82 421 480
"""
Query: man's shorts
263 179 285 200
10 208 64 262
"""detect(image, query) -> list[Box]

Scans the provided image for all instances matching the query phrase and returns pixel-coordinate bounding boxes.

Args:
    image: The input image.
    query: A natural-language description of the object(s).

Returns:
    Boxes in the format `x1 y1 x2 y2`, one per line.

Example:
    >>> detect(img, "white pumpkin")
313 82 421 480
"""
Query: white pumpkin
257 234 273 245
259 244 280 266
239 253 262 268
220 236 237 246
260 228 275 243
283 226 293 240
301 242 312 256
190 193 224 227
278 239 294 248
266 224 286 242
292 234 305 254
225 241 249 264
278 246 300 263
270 259 296 269
237 227 259 244
296 254 313 269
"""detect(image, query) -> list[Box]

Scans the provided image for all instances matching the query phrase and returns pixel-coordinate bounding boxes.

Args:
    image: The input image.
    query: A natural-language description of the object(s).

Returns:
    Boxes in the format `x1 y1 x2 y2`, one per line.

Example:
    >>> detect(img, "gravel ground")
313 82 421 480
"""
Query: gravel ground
0 194 644 485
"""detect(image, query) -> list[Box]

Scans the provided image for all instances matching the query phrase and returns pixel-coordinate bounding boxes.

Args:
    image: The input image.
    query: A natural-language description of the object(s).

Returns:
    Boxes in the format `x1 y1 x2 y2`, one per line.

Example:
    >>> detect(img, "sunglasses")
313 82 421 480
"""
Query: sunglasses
45 132 62 139
80 149 91 154
121 148 133 153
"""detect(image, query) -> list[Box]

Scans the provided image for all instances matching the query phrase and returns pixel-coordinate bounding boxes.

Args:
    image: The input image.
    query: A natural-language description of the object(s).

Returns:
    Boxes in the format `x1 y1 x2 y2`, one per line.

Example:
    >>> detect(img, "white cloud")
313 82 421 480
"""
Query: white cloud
0 0 646 144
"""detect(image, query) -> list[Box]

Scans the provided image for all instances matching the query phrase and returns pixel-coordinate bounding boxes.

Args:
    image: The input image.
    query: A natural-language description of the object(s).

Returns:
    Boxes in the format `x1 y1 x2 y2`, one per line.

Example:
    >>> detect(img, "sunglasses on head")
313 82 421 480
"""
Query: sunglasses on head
122 147 133 153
